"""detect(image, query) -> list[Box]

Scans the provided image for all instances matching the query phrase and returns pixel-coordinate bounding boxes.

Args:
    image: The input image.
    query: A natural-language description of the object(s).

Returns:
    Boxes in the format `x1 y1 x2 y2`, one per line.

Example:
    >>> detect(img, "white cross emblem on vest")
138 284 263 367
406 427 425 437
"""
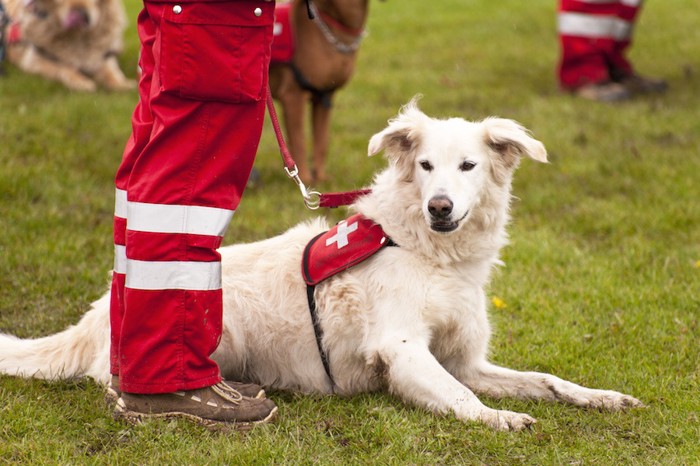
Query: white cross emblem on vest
325 220 359 249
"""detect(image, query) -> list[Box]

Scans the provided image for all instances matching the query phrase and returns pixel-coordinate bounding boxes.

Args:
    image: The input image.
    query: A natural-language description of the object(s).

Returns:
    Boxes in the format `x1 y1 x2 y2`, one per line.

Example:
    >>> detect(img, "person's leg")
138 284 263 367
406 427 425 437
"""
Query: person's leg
113 0 277 425
610 0 667 93
608 0 641 79
557 0 617 88
557 0 630 100
110 5 156 383
107 2 266 405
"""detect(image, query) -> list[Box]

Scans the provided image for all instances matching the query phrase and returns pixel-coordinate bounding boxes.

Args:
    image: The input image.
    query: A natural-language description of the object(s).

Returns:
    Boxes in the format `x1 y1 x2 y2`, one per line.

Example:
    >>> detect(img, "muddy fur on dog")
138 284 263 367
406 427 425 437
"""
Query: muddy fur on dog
3 0 134 91
0 100 642 431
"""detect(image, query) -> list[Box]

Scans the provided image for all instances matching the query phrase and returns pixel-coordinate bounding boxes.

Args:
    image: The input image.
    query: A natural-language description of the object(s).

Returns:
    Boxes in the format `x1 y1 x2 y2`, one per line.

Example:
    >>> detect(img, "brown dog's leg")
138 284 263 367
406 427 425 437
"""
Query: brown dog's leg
11 46 97 91
280 87 311 184
94 56 136 91
311 95 334 183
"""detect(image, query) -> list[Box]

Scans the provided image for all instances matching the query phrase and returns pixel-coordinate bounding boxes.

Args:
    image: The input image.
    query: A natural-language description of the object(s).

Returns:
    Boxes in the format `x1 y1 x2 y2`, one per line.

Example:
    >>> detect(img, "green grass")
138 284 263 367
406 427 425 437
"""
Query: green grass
1 0 698 464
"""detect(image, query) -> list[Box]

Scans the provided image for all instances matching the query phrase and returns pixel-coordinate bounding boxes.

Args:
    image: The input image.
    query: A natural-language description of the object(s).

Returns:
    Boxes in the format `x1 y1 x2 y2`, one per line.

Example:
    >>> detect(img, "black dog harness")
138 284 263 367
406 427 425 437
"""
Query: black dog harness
290 62 336 109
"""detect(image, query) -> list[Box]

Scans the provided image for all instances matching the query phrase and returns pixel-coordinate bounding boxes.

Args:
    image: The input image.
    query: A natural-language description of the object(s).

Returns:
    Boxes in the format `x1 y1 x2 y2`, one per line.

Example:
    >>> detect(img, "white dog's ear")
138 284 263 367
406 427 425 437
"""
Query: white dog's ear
482 118 547 185
482 117 548 164
368 97 429 158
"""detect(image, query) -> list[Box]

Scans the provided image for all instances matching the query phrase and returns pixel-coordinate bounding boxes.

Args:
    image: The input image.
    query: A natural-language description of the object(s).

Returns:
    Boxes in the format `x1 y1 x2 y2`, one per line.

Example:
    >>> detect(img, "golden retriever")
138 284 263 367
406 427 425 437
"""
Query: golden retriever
3 0 134 91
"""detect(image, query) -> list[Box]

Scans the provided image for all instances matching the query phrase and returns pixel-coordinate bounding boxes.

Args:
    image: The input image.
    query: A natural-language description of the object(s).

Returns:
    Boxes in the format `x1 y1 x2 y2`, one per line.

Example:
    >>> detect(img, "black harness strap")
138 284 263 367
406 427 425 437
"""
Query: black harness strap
306 282 335 390
302 231 336 390
304 0 314 19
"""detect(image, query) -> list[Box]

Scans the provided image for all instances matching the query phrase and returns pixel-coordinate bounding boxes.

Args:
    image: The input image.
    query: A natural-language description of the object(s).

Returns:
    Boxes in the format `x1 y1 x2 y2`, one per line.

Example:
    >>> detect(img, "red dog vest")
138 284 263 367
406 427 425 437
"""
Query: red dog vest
271 2 294 64
302 213 393 286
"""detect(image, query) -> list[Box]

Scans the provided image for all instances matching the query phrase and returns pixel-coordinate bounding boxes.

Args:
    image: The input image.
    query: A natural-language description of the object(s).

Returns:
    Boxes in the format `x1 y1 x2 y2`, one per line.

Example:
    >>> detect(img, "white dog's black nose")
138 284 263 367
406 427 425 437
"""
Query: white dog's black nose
428 195 453 219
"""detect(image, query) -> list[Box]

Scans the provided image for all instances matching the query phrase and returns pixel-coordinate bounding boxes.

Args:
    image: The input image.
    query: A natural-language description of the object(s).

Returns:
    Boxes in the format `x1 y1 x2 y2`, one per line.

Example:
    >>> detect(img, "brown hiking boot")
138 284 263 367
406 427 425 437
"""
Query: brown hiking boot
106 375 266 405
572 81 631 102
619 74 668 94
115 382 277 428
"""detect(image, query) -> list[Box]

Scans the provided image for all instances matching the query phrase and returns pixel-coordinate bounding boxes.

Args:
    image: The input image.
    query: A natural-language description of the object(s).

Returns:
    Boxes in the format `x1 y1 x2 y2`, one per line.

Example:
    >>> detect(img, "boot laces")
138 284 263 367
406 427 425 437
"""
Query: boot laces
211 381 244 404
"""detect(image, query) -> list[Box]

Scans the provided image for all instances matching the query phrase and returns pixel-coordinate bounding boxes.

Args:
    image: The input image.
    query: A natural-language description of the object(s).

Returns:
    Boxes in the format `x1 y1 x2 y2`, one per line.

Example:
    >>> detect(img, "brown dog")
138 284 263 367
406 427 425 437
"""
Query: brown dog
269 0 369 184
3 0 134 91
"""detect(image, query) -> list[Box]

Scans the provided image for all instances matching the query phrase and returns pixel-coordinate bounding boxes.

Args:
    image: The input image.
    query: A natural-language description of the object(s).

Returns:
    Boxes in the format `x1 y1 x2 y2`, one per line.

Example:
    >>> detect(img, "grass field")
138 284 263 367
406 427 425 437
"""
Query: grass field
1 0 698 464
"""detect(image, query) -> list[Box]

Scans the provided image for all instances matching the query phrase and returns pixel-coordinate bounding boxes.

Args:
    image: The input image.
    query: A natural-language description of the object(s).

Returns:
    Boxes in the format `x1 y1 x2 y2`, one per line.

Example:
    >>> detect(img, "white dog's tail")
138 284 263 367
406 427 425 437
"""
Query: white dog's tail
0 294 111 385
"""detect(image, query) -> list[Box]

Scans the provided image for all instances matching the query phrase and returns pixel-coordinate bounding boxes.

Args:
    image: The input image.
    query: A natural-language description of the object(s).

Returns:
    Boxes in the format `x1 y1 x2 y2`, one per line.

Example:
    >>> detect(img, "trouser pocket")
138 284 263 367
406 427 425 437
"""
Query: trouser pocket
159 1 273 103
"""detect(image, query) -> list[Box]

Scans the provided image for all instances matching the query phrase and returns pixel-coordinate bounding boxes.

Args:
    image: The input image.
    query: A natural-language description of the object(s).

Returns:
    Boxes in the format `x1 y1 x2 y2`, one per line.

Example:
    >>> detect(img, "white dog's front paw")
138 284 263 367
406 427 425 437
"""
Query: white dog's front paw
578 390 644 411
477 409 537 432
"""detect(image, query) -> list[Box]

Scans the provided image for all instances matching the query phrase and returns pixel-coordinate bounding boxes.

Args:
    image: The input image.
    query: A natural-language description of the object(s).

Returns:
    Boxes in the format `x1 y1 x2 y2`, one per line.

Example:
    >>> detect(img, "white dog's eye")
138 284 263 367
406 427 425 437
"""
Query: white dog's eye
419 160 433 172
460 161 477 172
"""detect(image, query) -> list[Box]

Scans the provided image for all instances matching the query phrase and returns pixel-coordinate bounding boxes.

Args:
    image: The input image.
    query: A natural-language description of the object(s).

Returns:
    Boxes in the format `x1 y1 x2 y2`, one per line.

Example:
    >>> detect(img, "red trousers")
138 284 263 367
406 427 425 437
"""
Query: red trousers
110 0 274 394
557 0 643 89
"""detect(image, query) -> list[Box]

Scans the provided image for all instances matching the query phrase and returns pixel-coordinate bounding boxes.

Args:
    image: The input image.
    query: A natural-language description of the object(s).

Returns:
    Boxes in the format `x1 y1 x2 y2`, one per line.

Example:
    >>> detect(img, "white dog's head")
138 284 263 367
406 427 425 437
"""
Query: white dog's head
368 98 547 233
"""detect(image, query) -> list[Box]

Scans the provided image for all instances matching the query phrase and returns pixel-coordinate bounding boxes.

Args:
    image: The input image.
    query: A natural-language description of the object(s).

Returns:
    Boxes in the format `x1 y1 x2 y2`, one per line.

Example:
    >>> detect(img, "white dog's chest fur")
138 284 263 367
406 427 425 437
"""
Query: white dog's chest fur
321 252 493 394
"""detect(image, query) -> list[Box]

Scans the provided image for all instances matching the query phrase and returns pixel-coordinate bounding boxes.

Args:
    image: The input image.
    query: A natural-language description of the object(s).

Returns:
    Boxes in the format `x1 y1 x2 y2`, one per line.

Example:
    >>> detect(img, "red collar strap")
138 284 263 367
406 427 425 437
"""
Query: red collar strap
318 189 372 208
314 6 364 38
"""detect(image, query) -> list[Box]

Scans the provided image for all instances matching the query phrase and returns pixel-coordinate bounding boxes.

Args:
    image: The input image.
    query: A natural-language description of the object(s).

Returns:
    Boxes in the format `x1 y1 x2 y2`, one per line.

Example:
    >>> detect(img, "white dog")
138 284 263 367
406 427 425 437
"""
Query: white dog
0 101 642 431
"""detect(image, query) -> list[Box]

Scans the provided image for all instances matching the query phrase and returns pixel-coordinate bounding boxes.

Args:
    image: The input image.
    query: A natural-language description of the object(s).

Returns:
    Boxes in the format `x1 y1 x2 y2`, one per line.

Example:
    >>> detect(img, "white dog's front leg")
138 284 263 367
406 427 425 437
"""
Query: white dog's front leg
463 362 643 410
377 340 536 431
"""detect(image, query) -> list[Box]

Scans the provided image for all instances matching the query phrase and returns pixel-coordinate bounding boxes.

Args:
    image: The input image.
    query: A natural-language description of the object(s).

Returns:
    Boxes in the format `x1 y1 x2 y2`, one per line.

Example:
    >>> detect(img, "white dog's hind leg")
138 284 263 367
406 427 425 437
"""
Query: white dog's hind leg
377 340 536 431
462 362 643 410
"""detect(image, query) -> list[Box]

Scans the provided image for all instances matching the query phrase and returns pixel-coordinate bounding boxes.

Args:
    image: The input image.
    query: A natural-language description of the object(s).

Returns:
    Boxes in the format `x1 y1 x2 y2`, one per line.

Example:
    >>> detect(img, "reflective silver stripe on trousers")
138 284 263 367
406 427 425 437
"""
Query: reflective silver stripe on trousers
115 188 128 219
114 188 234 236
113 188 228 289
127 202 234 236
125 260 222 291
558 12 633 41
114 245 127 275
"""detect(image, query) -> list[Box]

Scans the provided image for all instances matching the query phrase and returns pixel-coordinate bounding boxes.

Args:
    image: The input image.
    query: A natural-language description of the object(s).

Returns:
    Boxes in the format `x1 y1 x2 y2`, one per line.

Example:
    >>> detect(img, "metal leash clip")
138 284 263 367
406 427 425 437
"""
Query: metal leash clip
285 166 321 210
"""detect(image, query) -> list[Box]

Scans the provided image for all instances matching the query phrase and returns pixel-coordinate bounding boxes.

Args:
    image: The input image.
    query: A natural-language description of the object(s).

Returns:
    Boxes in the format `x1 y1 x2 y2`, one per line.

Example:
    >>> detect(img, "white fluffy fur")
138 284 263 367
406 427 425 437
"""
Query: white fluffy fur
0 100 642 431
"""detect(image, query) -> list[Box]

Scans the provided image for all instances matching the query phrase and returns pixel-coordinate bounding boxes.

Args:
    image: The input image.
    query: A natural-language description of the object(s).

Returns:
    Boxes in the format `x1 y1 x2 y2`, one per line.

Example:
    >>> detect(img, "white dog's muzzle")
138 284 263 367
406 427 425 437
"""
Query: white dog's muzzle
427 195 467 232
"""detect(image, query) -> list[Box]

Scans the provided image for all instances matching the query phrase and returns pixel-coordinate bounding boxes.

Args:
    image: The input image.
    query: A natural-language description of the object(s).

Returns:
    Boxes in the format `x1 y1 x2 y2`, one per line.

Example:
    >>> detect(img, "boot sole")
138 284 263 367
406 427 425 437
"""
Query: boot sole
106 386 265 406
114 399 278 431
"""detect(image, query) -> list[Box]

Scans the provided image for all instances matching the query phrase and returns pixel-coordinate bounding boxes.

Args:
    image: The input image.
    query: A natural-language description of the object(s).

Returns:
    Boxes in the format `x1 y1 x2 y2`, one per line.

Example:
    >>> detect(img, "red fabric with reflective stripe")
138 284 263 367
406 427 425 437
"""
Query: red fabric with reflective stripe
109 0 274 394
557 0 642 89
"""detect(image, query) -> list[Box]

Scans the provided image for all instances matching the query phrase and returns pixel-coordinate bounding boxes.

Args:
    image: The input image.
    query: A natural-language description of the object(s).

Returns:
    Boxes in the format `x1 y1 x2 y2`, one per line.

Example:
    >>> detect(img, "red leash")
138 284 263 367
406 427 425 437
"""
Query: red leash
265 88 371 209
